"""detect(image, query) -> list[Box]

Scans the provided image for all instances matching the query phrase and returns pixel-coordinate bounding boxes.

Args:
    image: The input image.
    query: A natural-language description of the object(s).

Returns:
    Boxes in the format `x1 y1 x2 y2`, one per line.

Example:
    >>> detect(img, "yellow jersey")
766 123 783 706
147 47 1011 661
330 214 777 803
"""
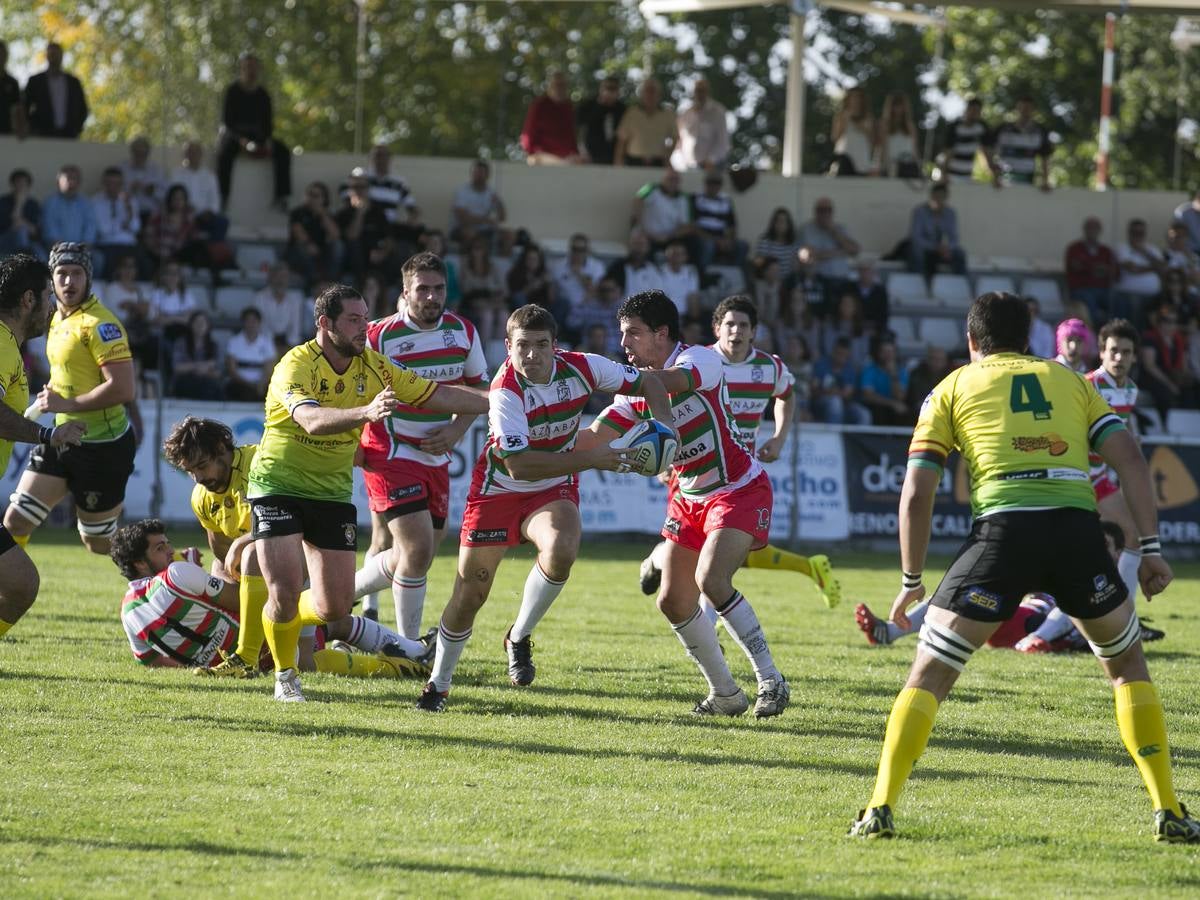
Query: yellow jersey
47 295 132 441
0 320 29 471
191 444 257 540
248 341 437 503
909 352 1124 517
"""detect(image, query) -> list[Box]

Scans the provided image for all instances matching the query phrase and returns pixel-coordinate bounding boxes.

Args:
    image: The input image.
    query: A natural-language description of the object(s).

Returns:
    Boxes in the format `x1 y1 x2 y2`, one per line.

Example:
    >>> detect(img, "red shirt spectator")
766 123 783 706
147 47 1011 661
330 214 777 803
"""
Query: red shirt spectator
520 72 580 163
1065 217 1118 292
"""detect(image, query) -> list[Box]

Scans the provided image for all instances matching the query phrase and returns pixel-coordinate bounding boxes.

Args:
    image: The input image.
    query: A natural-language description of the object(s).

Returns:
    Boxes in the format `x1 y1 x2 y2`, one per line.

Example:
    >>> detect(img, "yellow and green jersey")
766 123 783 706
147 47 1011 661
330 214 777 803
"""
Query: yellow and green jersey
191 444 257 540
47 295 132 441
0 320 29 470
248 341 437 503
909 352 1125 517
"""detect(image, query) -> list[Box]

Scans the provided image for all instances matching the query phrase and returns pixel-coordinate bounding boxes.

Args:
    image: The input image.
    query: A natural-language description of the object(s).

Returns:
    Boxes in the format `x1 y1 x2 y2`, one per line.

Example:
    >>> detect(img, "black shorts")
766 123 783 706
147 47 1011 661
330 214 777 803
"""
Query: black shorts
249 495 359 552
930 508 1127 623
0 523 17 556
27 428 137 512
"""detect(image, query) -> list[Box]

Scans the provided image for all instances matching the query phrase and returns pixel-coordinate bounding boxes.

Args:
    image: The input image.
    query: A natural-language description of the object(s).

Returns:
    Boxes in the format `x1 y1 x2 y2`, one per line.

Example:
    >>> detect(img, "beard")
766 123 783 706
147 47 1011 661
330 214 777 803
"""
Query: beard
327 331 364 357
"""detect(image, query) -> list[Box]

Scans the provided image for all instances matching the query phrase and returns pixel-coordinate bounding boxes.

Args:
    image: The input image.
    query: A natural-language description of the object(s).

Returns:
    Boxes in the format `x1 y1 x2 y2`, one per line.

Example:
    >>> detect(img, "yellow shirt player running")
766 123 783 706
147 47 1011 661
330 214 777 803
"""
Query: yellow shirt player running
4 243 136 555
248 284 488 702
849 291 1197 844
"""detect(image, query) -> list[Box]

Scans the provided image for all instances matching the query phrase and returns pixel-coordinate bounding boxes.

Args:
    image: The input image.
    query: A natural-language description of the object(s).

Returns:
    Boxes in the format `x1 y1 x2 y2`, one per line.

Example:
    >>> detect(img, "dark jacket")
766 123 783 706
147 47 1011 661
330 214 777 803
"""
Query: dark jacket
23 69 88 138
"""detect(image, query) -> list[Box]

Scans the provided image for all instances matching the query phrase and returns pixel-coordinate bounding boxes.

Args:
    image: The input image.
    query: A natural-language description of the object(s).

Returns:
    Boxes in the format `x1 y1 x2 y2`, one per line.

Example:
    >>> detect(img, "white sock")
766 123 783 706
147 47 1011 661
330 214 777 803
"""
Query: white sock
698 595 720 627
510 564 566 642
887 601 928 642
715 592 780 684
354 549 392 614
1031 606 1074 642
393 574 427 640
430 620 471 692
672 606 739 696
1118 548 1141 604
344 614 425 656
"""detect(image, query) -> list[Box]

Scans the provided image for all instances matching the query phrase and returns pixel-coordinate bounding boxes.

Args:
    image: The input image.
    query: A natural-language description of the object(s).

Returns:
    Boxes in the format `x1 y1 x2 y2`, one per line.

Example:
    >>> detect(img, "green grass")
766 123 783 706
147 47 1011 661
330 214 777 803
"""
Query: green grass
2 530 1200 898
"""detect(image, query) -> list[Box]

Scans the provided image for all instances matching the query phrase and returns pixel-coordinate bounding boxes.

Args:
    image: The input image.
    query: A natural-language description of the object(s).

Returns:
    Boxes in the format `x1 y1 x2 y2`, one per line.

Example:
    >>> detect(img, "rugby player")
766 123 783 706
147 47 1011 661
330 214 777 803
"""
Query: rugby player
353 252 487 635
637 295 840 608
414 304 673 711
849 291 1198 843
5 243 136 554
249 284 488 702
588 290 791 718
0 253 86 645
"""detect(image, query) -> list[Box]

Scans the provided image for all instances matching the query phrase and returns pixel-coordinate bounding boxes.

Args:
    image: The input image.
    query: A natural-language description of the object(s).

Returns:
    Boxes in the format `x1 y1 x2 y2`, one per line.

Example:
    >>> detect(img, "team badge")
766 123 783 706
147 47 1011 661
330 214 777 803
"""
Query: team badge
335 379 345 394
83 491 100 510
442 331 457 349
556 381 571 403
751 366 764 383
354 373 366 395
400 341 415 352
343 524 357 546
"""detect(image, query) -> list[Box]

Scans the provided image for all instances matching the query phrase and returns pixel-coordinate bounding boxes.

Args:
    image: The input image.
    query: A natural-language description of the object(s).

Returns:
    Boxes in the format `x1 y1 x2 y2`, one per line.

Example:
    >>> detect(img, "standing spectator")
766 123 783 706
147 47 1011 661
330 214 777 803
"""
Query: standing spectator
459 235 508 346
1064 216 1118 327
170 141 228 240
576 75 625 165
1141 301 1195 421
754 207 801 283
253 262 306 352
852 261 889 335
876 92 921 178
216 53 292 212
1114 218 1166 324
1026 297 1056 359
0 40 25 137
859 336 909 425
520 71 581 165
337 170 397 283
149 260 199 345
42 164 98 262
658 239 701 316
631 168 697 261
551 233 605 314
355 143 420 224
986 95 1052 191
142 184 210 275
605 229 665 295
905 344 953 421
22 42 88 139
92 167 143 279
449 159 510 252
938 97 993 183
570 276 624 357
811 336 871 424
830 87 875 177
0 169 43 257
614 78 677 167
907 182 966 285
1173 188 1200 255
798 197 860 303
223 307 276 402
691 171 745 270
674 78 730 171
506 244 558 317
119 137 165 222
171 310 224 401
286 181 342 288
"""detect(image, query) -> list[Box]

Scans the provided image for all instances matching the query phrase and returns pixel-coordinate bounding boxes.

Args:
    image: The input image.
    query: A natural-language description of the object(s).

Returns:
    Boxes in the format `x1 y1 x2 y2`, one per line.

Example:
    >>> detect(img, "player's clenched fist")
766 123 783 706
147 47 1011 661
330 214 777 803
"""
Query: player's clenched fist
50 420 87 447
365 387 400 422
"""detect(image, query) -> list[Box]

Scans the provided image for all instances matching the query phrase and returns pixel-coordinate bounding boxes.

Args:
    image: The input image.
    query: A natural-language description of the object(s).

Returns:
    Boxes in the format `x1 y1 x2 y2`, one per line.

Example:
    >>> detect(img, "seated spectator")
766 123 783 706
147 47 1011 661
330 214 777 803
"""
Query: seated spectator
361 271 391 321
1114 218 1166 324
1064 216 1117 327
0 168 43 258
821 291 869 368
450 159 511 254
0 40 25 138
754 207 800 283
419 230 461 305
615 78 677 167
830 87 875 177
905 344 953 420
632 168 698 262
1164 223 1200 293
1159 269 1194 320
1174 188 1200 254
570 277 624 358
674 78 729 171
1141 301 1196 421
1026 297 1055 359
691 171 745 270
798 197 860 306
120 136 165 222
254 262 307 352
216 53 292 211
576 75 625 165
1054 318 1095 374
876 92 921 178
859 336 909 425
105 253 158 385
459 235 508 345
506 244 559 318
781 282 821 355
753 257 783 325
659 239 700 316
142 184 210 275
22 42 88 139
149 260 199 345
851 261 889 335
357 144 423 259
337 170 397 283
551 233 605 338
171 310 224 401
811 336 870 425
581 322 615 358
521 71 581 165
937 96 992 183
907 182 966 285
605 229 665 295
985 94 1052 190
779 332 814 423
287 181 342 288
224 307 276 402
92 167 145 279
170 141 229 241
42 164 98 266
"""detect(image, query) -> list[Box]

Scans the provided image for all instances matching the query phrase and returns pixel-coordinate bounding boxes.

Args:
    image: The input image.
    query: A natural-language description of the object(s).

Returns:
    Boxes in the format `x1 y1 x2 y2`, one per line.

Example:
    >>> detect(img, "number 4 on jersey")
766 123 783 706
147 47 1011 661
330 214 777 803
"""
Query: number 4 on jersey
1009 374 1053 420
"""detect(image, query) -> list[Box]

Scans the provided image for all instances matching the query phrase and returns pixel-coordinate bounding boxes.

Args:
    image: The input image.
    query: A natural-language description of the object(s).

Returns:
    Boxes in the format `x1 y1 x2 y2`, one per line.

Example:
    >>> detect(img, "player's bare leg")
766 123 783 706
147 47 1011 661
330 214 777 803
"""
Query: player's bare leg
256 533 308 701
75 503 124 555
4 470 68 548
0 544 39 640
386 509 443 639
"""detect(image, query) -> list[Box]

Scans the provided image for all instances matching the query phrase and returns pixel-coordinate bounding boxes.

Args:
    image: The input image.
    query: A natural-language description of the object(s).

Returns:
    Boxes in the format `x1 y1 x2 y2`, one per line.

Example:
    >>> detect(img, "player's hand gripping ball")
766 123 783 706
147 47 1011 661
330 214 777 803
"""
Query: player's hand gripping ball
610 420 678 476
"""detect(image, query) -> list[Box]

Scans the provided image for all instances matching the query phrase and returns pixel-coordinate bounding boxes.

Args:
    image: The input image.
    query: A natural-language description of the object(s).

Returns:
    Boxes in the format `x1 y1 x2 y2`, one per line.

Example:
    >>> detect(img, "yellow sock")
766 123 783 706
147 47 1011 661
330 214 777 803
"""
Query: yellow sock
1116 681 1181 815
234 575 269 666
313 648 393 677
0 618 12 639
12 533 29 547
745 544 811 576
868 687 940 810
297 590 327 627
262 610 302 673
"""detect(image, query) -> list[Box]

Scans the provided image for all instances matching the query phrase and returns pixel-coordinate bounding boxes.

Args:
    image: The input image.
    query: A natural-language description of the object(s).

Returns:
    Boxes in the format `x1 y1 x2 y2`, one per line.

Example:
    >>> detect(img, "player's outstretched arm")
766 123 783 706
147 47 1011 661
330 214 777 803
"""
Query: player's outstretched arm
759 392 796 463
1099 429 1174 598
0 401 85 446
420 384 490 415
291 387 400 435
629 372 676 435
889 465 940 630
502 443 634 481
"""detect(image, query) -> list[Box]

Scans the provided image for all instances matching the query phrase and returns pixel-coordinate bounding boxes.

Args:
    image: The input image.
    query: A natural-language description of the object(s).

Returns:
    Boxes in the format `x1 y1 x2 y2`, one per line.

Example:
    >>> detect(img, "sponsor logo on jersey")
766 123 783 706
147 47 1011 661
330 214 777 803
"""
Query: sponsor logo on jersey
1011 433 1069 456
505 435 523 449
400 341 416 353
964 586 1000 611
663 516 681 536
387 483 422 502
355 373 366 395
676 440 708 462
468 528 508 544
1090 573 1120 605
97 322 123 342
319 378 329 394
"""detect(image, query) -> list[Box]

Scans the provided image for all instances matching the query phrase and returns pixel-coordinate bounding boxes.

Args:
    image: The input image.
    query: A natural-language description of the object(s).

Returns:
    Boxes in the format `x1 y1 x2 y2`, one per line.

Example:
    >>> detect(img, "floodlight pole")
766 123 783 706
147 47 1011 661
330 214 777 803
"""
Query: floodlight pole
782 8 807 177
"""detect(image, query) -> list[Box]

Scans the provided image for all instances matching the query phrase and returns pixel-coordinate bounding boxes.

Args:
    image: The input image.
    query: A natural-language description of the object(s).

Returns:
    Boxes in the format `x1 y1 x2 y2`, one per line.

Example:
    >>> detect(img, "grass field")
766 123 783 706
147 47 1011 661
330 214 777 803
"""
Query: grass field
2 529 1199 898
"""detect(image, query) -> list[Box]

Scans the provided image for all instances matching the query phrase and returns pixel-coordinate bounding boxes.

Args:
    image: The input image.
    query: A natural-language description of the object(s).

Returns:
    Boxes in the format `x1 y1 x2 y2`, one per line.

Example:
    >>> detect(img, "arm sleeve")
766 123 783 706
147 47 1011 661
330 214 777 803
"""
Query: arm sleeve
386 360 438 406
584 353 643 394
676 346 723 391
596 393 642 432
122 615 156 665
1086 385 1126 450
772 356 795 400
89 314 133 367
462 332 489 386
162 561 225 601
908 374 956 473
273 353 319 415
490 384 530 458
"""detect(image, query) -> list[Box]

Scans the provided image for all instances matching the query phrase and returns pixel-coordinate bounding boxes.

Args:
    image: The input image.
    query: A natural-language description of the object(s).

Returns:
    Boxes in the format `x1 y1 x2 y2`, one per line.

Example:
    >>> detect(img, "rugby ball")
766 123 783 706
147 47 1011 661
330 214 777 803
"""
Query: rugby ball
611 419 678 477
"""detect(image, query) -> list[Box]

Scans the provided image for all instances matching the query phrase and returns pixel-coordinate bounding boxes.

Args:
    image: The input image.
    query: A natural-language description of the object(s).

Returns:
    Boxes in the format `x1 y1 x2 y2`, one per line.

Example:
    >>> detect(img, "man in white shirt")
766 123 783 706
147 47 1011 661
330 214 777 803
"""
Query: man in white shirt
224 306 277 401
92 166 144 279
1114 218 1165 321
551 233 606 313
119 136 165 222
170 141 229 240
252 261 307 352
632 169 698 263
604 229 666 297
659 239 701 316
450 159 512 254
673 79 730 172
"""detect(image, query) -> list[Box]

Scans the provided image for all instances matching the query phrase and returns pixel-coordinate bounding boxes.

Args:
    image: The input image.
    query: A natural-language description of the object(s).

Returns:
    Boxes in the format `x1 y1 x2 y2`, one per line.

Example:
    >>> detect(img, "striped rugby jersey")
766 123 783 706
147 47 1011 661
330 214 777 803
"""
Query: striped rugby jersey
712 344 794 454
1086 366 1138 482
599 343 759 499
471 351 642 496
361 310 488 466
121 562 237 667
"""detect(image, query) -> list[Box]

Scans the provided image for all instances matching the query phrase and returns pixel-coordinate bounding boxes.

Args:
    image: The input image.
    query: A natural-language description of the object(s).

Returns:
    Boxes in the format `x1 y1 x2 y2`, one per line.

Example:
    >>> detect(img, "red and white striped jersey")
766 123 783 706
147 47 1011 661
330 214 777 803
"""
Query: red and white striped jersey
599 343 758 499
121 562 237 667
361 310 488 466
471 351 643 496
1086 366 1138 479
713 344 793 454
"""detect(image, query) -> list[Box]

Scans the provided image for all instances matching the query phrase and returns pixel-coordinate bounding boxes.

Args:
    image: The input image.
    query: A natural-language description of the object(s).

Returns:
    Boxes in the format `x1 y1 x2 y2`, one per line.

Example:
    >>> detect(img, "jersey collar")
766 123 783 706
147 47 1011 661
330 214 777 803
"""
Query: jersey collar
401 309 445 333
711 341 753 365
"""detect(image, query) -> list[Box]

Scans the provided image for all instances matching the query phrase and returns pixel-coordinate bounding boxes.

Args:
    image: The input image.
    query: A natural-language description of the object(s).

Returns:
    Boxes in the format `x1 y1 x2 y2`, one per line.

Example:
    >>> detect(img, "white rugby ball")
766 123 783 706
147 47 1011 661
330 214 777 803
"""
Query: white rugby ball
611 419 678 476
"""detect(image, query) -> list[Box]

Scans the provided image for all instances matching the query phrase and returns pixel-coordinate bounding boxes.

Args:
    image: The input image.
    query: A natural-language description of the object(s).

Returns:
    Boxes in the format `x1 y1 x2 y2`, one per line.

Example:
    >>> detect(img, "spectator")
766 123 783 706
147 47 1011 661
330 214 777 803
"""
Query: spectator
1173 188 1200 255
0 169 43 257
224 307 276 402
907 182 966 285
286 181 342 288
859 336 909 424
753 257 783 326
520 71 581 165
149 260 199 345
103 252 157 389
851 261 889 335
216 53 292 211
361 271 391 321
1159 269 1194 321
691 171 745 270
120 136 166 222
659 239 701 316
821 291 870 368
754 207 801 283
550 233 605 315
570 276 624 357
876 92 920 178
581 322 614 358
170 141 229 240
354 143 420 224
0 40 24 138
614 78 677 167
1064 216 1118 327
171 310 224 401
450 159 510 253
779 331 814 423
830 87 875 177
632 168 697 261
905 344 953 421
605 229 665 295
1114 218 1166 324
142 184 210 275
92 167 143 279
938 97 992 183
253 262 306 352
42 164 99 265
1141 301 1196 421
1026 297 1056 359
576 75 625 165
506 244 558 317
337 170 397 283
674 78 730 171
986 94 1052 191
811 336 871 424
22 41 88 139
782 283 822 356
1164 223 1200 293
419 230 461 305
459 235 508 345
798 197 860 304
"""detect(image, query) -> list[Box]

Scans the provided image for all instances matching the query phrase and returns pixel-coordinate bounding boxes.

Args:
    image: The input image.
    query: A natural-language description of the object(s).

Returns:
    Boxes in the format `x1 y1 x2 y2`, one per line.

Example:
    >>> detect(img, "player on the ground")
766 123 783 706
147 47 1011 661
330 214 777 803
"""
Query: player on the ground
109 519 425 677
414 304 673 711
588 289 791 718
353 252 488 634
849 291 1198 843
249 284 488 701
4 242 136 554
0 253 87 647
638 295 840 608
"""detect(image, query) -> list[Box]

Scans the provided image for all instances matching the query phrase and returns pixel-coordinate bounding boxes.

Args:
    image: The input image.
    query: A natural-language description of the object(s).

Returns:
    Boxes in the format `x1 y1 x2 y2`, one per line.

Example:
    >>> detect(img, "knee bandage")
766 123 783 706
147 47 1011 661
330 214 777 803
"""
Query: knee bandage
7 491 51 527
1088 614 1141 660
77 516 119 540
918 620 978 672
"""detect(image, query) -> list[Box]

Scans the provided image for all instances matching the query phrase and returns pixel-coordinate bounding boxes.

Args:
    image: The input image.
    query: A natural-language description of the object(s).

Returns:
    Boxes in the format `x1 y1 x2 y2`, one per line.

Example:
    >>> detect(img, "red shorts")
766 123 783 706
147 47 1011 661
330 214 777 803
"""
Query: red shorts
460 482 580 547
662 471 772 553
986 605 1039 648
362 456 450 525
1092 471 1121 503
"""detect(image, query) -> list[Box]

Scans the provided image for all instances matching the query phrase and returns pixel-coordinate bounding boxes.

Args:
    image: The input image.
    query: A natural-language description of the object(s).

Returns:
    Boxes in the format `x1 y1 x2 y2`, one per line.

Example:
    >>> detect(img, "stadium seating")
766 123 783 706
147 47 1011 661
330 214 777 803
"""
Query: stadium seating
214 285 259 322
930 274 973 311
886 272 934 311
920 317 965 350
235 244 280 284
1021 277 1064 316
974 274 1016 296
